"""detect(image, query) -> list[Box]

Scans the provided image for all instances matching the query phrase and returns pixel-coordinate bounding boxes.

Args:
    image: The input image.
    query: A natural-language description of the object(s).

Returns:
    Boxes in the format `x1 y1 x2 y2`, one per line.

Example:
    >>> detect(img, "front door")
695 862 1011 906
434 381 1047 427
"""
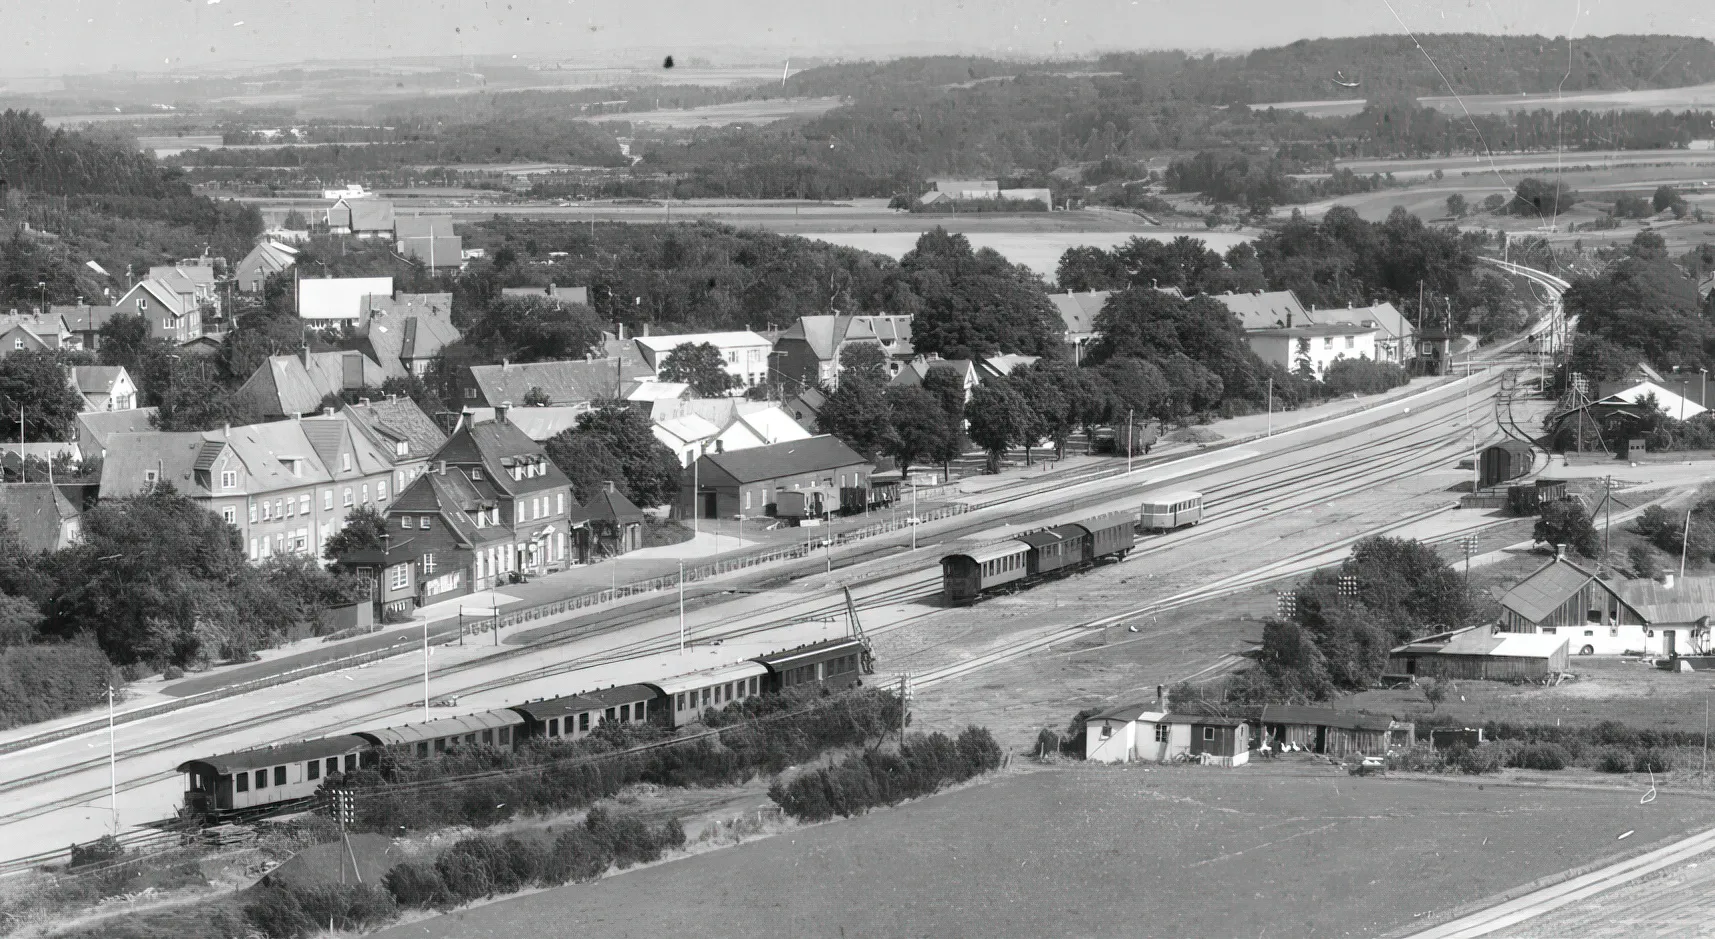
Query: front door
701 492 717 519
1665 630 1677 657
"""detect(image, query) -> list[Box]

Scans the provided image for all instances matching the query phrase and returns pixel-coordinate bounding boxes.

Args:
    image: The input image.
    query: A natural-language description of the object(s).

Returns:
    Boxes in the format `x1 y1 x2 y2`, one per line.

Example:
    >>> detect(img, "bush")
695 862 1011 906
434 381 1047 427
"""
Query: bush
1455 742 1510 775
161 665 184 681
1322 359 1410 397
769 726 1003 822
1508 743 1570 771
1595 747 1632 773
0 644 119 731
68 835 125 869
380 860 444 909
1634 748 1674 773
244 882 397 939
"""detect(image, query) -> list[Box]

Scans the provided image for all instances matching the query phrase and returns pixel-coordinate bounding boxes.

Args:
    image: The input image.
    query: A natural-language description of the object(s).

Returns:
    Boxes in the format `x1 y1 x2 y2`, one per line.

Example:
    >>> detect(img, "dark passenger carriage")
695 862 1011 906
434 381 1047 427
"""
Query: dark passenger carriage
354 709 526 758
1020 527 1082 576
754 637 868 694
177 735 371 816
940 540 1031 603
644 660 770 729
1072 512 1136 563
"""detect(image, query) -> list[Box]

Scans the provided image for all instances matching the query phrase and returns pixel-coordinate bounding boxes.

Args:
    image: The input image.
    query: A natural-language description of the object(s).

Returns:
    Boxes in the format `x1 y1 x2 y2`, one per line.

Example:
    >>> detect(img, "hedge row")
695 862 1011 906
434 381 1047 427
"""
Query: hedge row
1392 739 1679 775
0 644 117 731
769 726 1003 822
343 687 903 833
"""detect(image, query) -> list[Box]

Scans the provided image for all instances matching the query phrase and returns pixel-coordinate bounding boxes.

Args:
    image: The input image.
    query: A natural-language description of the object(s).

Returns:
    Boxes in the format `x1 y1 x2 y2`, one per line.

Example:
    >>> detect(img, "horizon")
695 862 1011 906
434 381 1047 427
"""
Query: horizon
4 0 1712 79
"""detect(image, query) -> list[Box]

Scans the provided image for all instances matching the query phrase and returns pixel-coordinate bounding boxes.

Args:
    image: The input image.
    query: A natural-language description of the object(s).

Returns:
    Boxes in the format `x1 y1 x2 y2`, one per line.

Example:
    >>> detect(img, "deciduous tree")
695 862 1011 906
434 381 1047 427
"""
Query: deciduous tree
964 380 1034 473
658 342 741 397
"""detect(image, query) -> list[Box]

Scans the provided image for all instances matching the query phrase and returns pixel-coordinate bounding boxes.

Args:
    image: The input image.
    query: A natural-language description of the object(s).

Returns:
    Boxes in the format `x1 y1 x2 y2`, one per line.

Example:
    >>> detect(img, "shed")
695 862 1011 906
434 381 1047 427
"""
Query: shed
1257 705 1412 757
1410 629 1569 681
684 435 870 520
1184 715 1250 767
1479 440 1536 489
579 480 644 561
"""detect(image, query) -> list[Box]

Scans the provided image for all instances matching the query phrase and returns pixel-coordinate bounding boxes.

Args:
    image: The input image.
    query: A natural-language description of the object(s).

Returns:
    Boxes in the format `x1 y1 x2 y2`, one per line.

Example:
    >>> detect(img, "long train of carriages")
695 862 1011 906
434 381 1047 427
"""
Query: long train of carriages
940 492 1203 604
177 636 871 821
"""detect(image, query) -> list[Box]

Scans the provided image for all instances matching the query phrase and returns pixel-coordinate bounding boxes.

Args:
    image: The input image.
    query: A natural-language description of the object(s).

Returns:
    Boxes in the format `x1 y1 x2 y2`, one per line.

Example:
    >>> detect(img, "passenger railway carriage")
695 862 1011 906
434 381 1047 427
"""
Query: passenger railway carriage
940 511 1137 605
1140 491 1203 532
178 637 875 821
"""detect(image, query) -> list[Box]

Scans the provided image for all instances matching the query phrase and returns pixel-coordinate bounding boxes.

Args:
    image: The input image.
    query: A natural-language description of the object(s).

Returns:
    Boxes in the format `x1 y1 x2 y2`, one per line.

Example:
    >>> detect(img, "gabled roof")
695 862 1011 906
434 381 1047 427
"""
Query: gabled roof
1594 380 1708 419
584 482 644 525
388 470 508 549
890 358 978 389
299 414 394 479
626 381 690 402
1207 290 1309 331
465 359 648 409
1048 291 1110 338
344 305 460 378
1248 323 1378 338
461 405 589 442
699 435 868 484
1616 577 1715 625
78 408 158 453
398 235 463 268
119 280 189 317
236 352 387 418
0 311 72 341
1500 556 1639 625
346 199 396 232
298 277 394 322
218 421 336 490
71 366 127 396
633 330 770 365
980 354 1039 378
393 215 455 239
1258 705 1396 733
655 414 721 449
779 314 914 361
1086 703 1165 724
99 431 216 498
1309 301 1413 341
239 241 300 277
342 397 448 460
436 416 572 498
52 304 117 335
723 407 813 447
0 483 79 552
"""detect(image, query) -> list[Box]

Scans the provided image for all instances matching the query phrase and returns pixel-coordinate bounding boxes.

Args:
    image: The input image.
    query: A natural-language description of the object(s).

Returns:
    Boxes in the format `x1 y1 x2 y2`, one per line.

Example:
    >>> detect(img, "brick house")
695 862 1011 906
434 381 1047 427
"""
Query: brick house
340 465 514 614
681 434 870 520
115 279 203 343
434 406 580 574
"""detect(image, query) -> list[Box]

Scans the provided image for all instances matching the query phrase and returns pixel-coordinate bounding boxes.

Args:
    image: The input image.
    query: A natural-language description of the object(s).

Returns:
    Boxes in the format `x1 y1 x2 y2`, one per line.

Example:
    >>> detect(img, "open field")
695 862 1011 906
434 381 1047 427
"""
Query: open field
376 764 1715 939
797 229 1256 279
1258 82 1715 117
574 96 845 128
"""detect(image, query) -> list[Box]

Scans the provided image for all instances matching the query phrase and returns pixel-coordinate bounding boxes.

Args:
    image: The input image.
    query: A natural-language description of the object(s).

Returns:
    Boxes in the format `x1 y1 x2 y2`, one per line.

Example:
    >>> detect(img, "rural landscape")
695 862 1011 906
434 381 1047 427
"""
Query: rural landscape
9 4 1715 937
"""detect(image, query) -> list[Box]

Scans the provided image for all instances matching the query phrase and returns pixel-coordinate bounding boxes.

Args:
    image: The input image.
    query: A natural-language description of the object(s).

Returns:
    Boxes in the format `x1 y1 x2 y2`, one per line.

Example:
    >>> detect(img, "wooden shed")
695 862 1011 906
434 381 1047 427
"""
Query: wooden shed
1409 629 1569 681
1257 705 1413 757
1185 716 1250 767
1479 440 1536 490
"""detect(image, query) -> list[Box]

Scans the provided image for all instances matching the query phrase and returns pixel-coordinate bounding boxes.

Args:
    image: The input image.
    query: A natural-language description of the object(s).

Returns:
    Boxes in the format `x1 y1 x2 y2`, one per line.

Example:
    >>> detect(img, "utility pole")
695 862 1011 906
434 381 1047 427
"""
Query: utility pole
108 684 118 835
422 616 430 721
1126 408 1135 473
692 456 700 535
678 560 686 653
1603 476 1614 563
1683 508 1694 581
1266 377 1273 437
910 482 918 551
1460 534 1479 588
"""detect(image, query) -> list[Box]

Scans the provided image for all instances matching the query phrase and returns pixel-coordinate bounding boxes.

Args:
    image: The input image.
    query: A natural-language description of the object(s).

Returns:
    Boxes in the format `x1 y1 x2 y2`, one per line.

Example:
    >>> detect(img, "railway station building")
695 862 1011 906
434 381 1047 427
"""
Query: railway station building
681 434 870 520
433 405 581 575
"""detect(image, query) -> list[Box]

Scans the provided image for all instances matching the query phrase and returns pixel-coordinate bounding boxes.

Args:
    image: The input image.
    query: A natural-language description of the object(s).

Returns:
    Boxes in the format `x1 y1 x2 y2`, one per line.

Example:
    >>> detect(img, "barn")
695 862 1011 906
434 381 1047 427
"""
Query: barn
1257 705 1414 757
1401 629 1570 681
1479 440 1536 489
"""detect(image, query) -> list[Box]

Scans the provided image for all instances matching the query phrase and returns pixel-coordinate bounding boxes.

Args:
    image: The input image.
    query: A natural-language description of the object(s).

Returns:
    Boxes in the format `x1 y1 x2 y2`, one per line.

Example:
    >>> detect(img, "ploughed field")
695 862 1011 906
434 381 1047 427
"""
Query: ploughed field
376 764 1715 939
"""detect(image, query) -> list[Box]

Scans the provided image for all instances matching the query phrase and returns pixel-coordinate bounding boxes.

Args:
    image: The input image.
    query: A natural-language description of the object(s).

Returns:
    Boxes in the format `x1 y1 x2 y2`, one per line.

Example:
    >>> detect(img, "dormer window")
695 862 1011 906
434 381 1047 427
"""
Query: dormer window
395 442 408 457
471 468 483 481
220 470 237 489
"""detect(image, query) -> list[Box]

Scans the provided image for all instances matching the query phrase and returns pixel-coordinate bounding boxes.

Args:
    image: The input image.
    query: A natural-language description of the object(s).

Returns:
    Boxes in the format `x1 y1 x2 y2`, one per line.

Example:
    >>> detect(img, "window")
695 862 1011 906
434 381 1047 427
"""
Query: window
1345 336 1355 349
749 677 759 696
324 490 333 510
1202 727 1216 741
1100 724 1113 739
620 703 631 722
416 742 429 758
220 470 237 489
604 707 616 723
285 498 294 518
361 484 370 503
676 693 686 711
307 760 320 780
702 688 711 707
401 516 412 529
249 538 257 558
1155 724 1170 742
465 387 476 399
396 470 405 491
548 718 560 737
579 713 589 732
744 491 751 510
471 468 483 481
236 773 249 792
299 495 310 515
557 493 565 515
1584 630 1594 637
343 488 354 507
261 501 272 521
389 564 409 590
223 506 236 525
1322 337 1334 350
499 727 511 746
481 729 493 745
255 769 267 790
344 754 356 772
434 738 446 753
422 553 436 574
341 453 353 472
419 516 432 530
378 480 387 501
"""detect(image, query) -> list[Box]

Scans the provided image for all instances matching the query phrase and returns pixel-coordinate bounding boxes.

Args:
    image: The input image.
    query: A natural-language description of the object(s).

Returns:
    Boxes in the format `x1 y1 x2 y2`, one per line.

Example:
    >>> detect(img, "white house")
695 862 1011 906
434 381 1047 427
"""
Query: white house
1308 301 1414 366
1084 704 1250 767
633 331 773 392
1245 324 1379 380
1594 380 1707 421
653 414 722 467
70 366 138 412
298 277 395 327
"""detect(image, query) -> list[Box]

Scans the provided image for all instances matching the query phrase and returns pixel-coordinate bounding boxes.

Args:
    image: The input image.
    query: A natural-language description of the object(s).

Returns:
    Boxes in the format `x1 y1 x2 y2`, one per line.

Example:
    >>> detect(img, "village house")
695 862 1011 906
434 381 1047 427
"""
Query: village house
579 480 645 562
1245 323 1379 379
326 198 396 239
1309 301 1414 366
646 398 813 467
1255 705 1414 757
335 297 460 380
233 351 390 421
1049 290 1109 361
770 314 914 390
99 412 401 563
1387 626 1570 681
890 356 980 402
113 279 203 343
53 304 115 352
452 355 652 410
1495 552 1699 656
76 408 158 460
0 310 76 357
149 262 219 318
339 396 448 496
393 215 461 269
634 331 773 392
434 406 579 575
338 465 514 615
1617 575 1715 655
70 366 138 412
1084 703 1251 767
235 240 299 294
297 277 397 328
0 483 82 553
681 435 870 521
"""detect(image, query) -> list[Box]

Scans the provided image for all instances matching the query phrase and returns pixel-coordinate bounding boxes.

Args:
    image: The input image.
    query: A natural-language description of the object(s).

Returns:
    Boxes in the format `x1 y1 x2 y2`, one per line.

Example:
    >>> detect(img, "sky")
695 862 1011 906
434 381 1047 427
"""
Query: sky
3 0 1711 75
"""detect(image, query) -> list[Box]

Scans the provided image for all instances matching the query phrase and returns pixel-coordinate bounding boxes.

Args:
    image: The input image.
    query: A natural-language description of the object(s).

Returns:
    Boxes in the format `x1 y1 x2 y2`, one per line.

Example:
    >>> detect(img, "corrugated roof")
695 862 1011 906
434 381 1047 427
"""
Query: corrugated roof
176 735 370 775
700 435 868 485
1617 577 1715 625
1087 703 1162 724
357 709 522 747
1438 630 1568 658
1499 557 1609 625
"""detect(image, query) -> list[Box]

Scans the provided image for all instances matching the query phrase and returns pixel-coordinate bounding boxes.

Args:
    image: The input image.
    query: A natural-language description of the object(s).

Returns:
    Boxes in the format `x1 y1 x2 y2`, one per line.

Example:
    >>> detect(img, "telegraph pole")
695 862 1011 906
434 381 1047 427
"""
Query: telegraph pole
1266 378 1273 437
422 617 431 721
108 684 118 835
1460 534 1480 588
678 560 686 653
1126 408 1135 473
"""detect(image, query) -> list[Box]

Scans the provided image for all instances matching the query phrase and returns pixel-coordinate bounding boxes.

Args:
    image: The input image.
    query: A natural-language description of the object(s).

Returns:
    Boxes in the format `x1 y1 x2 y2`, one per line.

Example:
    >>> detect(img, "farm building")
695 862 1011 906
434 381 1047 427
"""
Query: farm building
1083 706 1249 767
1388 627 1569 681
1479 440 1536 489
1256 705 1413 758
1497 554 1666 655
1615 574 1715 657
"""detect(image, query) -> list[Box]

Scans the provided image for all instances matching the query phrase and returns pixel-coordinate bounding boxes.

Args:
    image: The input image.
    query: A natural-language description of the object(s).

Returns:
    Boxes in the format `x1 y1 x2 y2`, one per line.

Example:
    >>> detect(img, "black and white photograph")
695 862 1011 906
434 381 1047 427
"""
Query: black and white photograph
3 1 1715 935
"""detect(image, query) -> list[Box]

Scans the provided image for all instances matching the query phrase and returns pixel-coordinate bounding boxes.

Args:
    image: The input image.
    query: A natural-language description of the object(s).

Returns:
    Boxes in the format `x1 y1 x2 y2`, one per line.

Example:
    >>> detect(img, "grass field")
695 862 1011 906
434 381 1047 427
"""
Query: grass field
375 764 1715 939
578 96 846 128
1259 82 1715 117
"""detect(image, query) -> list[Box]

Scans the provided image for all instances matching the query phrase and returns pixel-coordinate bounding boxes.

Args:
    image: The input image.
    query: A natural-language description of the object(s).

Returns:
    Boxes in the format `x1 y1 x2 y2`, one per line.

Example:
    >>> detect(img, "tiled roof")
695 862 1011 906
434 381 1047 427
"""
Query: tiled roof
0 483 77 552
1048 291 1110 338
342 398 448 459
393 215 455 239
465 359 647 409
347 200 396 232
1309 301 1413 341
436 416 572 498
398 235 462 267
71 366 126 396
1207 290 1309 331
461 405 589 442
584 482 644 524
99 431 215 498
700 435 868 484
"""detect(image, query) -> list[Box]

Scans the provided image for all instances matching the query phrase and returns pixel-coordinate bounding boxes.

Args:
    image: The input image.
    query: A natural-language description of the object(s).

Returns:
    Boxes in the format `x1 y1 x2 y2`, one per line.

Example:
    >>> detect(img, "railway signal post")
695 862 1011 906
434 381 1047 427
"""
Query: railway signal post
1460 534 1480 587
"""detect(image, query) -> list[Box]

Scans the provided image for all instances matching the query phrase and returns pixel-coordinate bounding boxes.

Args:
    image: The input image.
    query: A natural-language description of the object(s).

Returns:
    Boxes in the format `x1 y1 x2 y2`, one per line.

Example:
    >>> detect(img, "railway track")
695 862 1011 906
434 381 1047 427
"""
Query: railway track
0 371 1514 837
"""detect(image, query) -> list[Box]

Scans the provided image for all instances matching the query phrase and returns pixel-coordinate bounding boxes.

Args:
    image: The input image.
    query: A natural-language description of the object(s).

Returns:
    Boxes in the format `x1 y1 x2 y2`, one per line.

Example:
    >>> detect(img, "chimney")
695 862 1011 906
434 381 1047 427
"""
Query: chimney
604 480 617 493
496 402 511 424
323 406 334 417
290 411 302 421
502 358 510 372
359 397 370 407
1555 543 1566 560
643 323 650 337
1663 572 1677 590
437 460 447 475
223 423 230 438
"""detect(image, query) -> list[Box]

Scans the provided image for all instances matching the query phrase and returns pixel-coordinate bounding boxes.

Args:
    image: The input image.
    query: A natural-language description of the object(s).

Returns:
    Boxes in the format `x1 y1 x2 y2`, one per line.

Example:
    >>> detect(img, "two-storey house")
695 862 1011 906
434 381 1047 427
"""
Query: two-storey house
634 330 773 393
115 279 203 343
771 314 913 391
337 465 514 614
434 406 579 574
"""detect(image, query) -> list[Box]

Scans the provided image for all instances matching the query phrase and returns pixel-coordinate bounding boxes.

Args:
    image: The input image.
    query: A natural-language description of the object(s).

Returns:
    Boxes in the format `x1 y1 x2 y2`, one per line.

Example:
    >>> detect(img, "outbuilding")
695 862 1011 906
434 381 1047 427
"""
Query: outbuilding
1479 440 1536 490
682 435 870 520
1257 705 1413 757
1083 706 1249 767
1395 628 1569 681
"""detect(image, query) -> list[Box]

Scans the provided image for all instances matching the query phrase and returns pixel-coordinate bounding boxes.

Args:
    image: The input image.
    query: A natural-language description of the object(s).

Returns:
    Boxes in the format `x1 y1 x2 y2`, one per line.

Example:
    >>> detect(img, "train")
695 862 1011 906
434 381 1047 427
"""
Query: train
176 636 870 821
940 492 1205 605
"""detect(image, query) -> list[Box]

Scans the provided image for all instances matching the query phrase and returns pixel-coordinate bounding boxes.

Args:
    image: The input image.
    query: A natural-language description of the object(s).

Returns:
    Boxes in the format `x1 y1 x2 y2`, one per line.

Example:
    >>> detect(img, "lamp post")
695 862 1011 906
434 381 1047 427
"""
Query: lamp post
37 280 46 314
1126 408 1135 473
